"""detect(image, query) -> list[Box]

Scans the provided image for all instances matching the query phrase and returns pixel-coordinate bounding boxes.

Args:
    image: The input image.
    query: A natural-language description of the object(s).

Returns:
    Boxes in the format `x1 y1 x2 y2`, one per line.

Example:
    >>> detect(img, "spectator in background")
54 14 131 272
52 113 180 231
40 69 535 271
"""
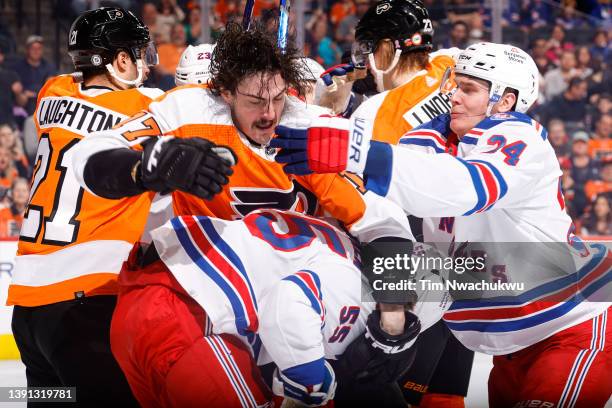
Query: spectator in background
574 46 593 80
543 50 576 100
532 38 554 75
571 130 600 216
0 145 17 189
548 118 571 160
184 5 203 45
589 114 611 159
585 156 612 201
589 30 610 65
441 21 469 49
542 77 588 129
519 0 553 29
0 177 28 238
586 93 610 131
9 35 55 116
157 23 188 86
307 10 342 66
560 157 577 218
421 0 447 22
157 0 186 39
446 0 481 27
0 47 27 127
142 2 167 44
330 0 355 27
545 24 572 66
580 193 612 236
336 0 370 52
0 123 29 178
214 0 242 25
555 3 585 30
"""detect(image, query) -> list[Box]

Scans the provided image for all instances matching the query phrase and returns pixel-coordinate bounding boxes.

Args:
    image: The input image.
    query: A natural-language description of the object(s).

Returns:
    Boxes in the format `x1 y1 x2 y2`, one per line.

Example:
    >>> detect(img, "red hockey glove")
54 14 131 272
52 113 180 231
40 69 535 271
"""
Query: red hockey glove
271 116 372 175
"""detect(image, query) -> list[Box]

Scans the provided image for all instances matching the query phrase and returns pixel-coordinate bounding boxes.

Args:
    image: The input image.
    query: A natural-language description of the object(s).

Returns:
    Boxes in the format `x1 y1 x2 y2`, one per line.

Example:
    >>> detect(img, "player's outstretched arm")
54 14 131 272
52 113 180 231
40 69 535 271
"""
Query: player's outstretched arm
272 117 542 217
72 111 236 200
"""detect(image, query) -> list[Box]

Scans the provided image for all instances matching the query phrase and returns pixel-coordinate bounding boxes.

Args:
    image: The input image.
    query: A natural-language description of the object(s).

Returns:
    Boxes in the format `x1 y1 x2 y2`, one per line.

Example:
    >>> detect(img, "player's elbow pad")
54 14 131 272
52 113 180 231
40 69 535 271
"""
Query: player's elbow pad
83 149 146 199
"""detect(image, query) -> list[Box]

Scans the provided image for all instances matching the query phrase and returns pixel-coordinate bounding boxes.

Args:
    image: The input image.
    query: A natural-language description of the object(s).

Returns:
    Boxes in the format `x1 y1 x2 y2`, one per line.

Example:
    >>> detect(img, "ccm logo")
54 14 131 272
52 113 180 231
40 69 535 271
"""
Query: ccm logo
349 117 366 163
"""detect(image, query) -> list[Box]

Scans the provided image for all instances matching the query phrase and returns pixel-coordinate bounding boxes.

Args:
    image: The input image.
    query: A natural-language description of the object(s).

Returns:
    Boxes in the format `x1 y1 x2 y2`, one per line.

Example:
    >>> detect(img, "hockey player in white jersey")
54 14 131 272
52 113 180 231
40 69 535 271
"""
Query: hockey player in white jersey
110 209 449 407
271 42 611 407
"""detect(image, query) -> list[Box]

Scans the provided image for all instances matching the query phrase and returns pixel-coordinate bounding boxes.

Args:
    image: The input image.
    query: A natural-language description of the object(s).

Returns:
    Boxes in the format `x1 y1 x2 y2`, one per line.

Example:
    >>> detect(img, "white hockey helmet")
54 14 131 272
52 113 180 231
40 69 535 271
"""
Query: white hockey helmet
175 43 215 86
300 57 325 82
453 42 539 114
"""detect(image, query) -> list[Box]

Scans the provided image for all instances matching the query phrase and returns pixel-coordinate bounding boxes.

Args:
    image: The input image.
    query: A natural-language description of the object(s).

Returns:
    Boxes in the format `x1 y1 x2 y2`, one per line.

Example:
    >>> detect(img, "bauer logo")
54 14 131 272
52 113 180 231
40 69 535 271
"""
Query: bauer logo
376 3 391 14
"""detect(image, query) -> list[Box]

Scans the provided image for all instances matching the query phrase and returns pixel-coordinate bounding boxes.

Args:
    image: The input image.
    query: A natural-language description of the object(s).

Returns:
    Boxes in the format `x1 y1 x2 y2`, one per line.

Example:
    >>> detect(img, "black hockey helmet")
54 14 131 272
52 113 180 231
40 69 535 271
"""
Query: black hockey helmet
68 7 156 70
352 0 434 66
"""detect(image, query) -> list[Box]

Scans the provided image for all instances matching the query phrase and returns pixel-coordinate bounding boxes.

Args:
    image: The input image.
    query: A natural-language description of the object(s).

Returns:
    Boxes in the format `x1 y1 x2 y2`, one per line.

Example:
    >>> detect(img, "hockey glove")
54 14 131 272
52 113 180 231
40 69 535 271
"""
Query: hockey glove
320 63 354 93
336 310 420 385
139 136 236 200
271 116 373 175
272 361 337 407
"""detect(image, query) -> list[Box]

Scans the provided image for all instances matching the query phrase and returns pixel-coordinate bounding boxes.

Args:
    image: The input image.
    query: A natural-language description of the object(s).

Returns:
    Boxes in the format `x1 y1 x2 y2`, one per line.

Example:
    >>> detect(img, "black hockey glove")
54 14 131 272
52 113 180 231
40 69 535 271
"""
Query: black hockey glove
139 137 236 200
336 310 421 385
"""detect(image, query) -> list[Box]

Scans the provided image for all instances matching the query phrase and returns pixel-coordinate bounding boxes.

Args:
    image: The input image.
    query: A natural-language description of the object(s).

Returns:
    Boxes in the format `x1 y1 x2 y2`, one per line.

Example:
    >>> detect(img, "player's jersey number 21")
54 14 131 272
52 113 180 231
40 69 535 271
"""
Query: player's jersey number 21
20 134 84 246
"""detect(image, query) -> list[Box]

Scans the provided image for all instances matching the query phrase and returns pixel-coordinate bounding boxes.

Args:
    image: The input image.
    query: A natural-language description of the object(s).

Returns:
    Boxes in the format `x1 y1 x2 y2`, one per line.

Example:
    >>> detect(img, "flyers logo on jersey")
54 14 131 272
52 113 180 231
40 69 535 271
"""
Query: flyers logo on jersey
229 181 317 218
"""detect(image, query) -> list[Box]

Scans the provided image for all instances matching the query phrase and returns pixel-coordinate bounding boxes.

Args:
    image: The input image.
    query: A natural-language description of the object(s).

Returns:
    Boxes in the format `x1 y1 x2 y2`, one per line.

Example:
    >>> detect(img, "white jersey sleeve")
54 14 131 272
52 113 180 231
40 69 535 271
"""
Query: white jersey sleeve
364 113 556 217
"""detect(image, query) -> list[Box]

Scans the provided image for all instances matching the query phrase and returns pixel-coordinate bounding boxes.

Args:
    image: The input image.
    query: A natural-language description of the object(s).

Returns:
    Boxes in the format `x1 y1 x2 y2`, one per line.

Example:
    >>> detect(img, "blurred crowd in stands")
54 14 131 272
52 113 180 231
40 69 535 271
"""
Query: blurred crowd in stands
0 0 609 238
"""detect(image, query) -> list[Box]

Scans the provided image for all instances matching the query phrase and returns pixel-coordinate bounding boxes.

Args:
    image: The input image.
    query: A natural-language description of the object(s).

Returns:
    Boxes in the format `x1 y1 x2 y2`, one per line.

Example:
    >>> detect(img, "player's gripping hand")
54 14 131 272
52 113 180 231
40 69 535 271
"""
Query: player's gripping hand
336 310 421 385
139 136 236 200
271 116 373 175
320 63 355 93
272 361 337 407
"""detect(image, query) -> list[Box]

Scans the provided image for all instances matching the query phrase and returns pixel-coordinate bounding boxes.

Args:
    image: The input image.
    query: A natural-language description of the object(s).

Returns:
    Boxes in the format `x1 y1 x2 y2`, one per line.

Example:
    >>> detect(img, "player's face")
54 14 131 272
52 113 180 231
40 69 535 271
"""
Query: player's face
450 74 490 137
224 72 287 145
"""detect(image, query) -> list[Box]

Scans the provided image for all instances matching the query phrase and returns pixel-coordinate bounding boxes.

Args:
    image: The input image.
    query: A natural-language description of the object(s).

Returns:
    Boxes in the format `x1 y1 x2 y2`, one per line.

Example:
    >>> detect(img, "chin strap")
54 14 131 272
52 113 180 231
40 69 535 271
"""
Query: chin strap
105 59 144 88
368 50 401 92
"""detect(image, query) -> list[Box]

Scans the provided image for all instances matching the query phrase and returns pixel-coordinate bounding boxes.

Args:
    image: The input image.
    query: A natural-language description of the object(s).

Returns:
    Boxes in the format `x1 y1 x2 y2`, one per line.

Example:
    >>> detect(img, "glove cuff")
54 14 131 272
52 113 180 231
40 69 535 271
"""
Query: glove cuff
345 115 374 175
365 310 421 355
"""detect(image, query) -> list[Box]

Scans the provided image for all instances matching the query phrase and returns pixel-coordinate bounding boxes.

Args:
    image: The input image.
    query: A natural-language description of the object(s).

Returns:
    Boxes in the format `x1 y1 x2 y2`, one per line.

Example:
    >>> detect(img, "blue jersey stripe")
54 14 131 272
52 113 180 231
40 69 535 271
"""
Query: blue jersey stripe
455 157 488 215
171 217 253 335
446 273 610 332
449 244 609 310
284 274 323 316
197 216 258 310
399 138 445 153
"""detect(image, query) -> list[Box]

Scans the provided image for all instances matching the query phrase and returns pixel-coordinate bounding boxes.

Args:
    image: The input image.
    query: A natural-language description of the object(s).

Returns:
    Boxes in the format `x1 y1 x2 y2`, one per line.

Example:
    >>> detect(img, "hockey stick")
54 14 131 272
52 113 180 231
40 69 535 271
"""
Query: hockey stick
277 0 291 53
242 0 256 31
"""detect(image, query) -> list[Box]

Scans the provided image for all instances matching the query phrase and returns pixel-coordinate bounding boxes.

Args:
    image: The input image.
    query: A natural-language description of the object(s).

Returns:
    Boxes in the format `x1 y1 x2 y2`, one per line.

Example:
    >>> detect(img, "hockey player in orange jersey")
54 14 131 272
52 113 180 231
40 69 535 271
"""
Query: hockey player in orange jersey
8 8 234 407
72 22 416 407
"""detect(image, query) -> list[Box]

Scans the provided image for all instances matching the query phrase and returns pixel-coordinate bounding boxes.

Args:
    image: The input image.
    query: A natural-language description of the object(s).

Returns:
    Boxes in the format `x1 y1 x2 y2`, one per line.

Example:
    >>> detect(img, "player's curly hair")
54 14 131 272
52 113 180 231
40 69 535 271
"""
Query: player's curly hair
209 22 307 97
